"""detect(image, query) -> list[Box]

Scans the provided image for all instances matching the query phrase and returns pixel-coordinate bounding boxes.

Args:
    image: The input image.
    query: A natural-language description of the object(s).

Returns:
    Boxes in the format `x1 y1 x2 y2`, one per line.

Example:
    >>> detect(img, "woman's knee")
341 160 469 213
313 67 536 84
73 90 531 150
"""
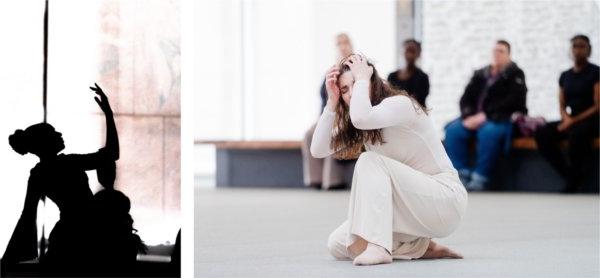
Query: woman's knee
327 236 346 260
476 123 509 146
356 151 379 164
354 151 384 173
445 119 469 140
327 226 350 260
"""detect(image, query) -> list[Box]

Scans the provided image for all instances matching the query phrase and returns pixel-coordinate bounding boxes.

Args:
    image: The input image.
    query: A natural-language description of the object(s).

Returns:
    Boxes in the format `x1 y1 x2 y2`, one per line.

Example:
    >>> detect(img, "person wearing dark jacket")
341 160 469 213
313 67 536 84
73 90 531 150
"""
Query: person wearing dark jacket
445 40 527 191
534 35 599 193
387 39 430 107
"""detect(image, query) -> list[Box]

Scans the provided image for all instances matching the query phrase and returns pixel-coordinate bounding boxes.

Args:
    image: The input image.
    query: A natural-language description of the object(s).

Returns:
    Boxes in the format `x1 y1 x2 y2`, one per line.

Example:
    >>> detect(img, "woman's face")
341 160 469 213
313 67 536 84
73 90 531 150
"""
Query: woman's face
492 43 510 67
45 127 65 155
571 38 590 62
404 42 420 64
338 71 355 106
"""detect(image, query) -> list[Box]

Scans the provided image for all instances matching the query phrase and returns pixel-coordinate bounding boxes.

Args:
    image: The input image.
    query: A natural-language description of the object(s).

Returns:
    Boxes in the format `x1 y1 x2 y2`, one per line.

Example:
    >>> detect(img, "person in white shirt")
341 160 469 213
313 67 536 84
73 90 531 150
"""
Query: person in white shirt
311 54 467 266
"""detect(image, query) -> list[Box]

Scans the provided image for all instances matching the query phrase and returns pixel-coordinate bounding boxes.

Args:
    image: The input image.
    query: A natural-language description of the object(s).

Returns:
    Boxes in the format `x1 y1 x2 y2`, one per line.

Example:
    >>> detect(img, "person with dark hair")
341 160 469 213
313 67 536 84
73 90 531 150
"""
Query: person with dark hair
387 39 430 107
534 34 599 193
301 33 355 190
2 84 119 275
314 54 466 266
444 40 528 191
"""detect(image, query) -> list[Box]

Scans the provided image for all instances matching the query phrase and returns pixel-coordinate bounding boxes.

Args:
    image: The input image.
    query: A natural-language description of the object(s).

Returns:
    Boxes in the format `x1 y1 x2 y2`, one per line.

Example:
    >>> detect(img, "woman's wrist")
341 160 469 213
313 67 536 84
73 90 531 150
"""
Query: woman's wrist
325 99 337 114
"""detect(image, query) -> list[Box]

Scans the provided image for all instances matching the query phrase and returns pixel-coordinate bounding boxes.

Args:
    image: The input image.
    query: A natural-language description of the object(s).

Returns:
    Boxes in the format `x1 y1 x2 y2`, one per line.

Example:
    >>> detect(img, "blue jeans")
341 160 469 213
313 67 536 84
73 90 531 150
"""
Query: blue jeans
444 118 512 179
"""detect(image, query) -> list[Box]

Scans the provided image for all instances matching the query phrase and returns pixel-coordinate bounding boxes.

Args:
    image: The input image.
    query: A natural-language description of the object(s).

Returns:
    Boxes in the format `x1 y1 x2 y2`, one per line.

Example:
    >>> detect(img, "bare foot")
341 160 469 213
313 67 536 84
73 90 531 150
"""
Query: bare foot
353 243 393 266
420 240 463 259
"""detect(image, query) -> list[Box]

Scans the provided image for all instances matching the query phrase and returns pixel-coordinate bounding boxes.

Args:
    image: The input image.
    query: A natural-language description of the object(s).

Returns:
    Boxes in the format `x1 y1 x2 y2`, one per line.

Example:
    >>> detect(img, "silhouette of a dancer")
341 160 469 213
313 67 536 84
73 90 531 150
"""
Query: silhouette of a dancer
2 84 120 275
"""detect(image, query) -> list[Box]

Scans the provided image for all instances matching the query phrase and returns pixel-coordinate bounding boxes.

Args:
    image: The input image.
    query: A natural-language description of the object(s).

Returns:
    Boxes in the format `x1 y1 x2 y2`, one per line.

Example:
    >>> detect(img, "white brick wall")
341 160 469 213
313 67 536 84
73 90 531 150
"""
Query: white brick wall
420 0 600 135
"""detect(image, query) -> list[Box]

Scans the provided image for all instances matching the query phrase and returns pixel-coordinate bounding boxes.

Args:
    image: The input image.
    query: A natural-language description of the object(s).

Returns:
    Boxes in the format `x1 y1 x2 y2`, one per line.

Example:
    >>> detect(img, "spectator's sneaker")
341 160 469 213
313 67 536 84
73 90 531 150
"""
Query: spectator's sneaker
466 172 488 192
307 183 322 190
326 183 348 190
458 169 471 187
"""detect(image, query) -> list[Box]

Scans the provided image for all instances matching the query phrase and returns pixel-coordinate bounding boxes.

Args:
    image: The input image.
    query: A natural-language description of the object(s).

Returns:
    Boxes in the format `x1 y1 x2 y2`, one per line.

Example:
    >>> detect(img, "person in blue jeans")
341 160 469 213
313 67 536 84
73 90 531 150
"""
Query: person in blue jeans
445 40 528 191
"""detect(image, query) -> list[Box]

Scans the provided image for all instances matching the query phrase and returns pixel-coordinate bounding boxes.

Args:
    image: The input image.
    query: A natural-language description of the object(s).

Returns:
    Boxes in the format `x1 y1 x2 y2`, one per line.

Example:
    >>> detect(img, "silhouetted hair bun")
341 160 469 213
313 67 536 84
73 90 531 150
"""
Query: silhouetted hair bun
9 129 29 155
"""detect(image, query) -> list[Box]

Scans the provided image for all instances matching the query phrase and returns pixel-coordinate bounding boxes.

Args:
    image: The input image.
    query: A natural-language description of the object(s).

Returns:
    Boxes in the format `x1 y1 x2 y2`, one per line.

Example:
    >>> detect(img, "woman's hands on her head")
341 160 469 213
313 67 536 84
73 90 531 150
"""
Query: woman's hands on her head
90 83 113 116
325 65 341 112
344 54 373 81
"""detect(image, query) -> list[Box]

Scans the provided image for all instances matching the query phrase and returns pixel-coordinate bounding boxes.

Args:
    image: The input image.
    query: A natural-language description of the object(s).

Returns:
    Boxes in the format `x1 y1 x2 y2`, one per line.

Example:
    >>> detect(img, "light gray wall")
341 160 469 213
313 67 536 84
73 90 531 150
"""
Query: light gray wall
419 0 600 134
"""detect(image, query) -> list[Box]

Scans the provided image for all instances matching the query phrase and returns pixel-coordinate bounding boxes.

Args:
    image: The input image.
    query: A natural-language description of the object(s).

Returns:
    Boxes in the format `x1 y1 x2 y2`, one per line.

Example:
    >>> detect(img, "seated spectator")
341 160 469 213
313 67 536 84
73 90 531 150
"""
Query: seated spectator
444 40 528 191
91 159 147 276
387 39 430 107
301 33 354 190
534 34 599 193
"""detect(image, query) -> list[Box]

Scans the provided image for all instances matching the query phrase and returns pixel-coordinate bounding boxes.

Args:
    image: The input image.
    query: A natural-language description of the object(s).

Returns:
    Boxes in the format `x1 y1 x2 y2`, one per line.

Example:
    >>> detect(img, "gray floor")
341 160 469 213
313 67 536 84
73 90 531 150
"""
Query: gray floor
195 188 599 278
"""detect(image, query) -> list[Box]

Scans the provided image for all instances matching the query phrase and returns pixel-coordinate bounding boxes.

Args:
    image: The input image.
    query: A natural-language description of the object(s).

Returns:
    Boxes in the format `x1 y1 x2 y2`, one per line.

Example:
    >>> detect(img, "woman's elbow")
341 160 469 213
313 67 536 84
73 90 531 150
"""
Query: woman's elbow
350 116 369 130
349 109 369 129
310 144 328 159
104 151 119 161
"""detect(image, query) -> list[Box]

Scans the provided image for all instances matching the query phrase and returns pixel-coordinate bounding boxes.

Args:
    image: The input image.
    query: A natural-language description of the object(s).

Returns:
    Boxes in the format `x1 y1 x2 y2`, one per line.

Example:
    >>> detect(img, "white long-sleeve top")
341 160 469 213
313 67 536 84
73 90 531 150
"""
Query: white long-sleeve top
310 79 457 177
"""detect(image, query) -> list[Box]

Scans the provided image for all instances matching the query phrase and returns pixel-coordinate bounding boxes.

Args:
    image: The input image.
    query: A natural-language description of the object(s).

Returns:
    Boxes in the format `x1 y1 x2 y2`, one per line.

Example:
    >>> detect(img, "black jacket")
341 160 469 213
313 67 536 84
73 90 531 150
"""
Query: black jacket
460 62 528 122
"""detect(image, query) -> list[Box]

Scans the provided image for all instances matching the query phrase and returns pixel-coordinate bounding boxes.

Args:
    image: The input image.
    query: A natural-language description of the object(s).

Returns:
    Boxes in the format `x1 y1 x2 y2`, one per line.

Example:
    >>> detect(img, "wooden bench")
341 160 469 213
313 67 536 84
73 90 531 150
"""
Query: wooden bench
205 140 302 150
199 140 306 187
511 137 600 150
199 138 599 192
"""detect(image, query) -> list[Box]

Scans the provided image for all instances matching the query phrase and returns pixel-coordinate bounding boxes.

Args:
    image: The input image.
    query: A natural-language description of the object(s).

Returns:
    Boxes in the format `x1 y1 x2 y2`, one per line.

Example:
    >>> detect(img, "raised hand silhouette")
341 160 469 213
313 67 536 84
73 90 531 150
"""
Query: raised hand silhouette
91 83 113 115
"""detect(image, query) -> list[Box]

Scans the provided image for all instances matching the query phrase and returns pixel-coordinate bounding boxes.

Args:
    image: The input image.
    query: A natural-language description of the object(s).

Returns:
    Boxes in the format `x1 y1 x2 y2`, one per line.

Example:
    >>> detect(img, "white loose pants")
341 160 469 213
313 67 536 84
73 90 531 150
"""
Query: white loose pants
327 151 468 260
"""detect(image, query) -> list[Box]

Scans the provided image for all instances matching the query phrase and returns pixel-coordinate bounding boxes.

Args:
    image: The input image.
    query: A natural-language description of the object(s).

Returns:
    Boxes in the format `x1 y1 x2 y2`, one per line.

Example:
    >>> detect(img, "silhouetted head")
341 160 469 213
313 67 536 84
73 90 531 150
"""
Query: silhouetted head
91 189 147 265
493 40 511 68
570 34 591 64
331 54 426 159
97 159 116 189
336 33 354 59
93 189 131 215
9 123 65 158
403 39 422 65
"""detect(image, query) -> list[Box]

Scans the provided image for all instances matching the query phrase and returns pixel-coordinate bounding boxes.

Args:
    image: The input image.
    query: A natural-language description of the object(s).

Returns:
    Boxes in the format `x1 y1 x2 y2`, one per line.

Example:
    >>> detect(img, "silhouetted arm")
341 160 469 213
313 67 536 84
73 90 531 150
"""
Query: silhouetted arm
2 174 40 264
91 83 119 161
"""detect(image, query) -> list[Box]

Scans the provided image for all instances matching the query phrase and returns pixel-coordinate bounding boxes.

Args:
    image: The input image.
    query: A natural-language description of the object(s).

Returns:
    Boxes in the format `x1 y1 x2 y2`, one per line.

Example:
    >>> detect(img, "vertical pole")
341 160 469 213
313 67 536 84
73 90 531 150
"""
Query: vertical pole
43 0 48 123
40 0 49 259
